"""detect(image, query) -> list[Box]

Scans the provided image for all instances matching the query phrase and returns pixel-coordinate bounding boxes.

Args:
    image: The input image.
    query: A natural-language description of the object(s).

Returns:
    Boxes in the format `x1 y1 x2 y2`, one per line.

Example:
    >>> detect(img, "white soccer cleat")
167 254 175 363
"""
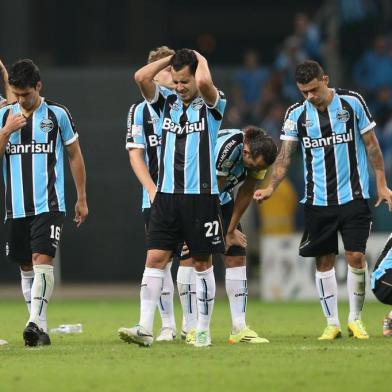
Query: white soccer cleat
194 330 211 347
118 325 153 347
155 327 176 342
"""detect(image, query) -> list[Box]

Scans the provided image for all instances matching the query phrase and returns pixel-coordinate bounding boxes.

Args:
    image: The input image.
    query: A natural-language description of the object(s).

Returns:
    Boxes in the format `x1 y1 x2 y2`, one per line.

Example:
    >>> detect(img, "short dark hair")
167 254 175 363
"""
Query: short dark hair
295 60 325 84
170 49 198 75
243 126 278 166
8 59 41 88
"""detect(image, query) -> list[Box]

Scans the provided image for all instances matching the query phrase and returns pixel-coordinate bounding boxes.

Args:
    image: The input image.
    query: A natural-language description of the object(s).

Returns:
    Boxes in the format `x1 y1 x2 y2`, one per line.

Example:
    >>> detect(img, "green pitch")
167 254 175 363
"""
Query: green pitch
0 299 391 392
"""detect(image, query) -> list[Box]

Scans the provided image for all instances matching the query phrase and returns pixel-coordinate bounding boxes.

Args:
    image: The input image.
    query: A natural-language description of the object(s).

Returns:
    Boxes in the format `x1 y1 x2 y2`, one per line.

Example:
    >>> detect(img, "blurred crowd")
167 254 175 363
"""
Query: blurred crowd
225 4 392 232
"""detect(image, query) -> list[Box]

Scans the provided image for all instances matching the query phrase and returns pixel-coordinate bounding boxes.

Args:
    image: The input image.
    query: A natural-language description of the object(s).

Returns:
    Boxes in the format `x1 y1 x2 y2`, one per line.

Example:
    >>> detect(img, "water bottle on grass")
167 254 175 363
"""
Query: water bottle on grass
50 324 83 334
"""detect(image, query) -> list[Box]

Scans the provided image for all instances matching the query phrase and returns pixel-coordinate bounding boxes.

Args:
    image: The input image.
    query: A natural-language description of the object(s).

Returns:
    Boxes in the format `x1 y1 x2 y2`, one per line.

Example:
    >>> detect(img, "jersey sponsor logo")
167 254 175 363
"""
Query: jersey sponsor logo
302 129 353 149
283 118 296 132
336 109 350 122
302 119 313 128
147 116 159 124
217 139 237 167
127 104 136 129
131 124 142 137
148 134 161 147
191 97 204 110
169 102 181 111
162 117 205 135
39 119 54 133
5 140 54 155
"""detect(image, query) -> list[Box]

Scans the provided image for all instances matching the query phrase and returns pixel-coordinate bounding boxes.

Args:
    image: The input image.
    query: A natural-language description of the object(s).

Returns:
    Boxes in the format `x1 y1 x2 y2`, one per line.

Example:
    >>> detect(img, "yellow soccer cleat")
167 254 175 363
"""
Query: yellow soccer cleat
185 329 196 345
228 326 269 344
318 325 342 340
348 320 369 339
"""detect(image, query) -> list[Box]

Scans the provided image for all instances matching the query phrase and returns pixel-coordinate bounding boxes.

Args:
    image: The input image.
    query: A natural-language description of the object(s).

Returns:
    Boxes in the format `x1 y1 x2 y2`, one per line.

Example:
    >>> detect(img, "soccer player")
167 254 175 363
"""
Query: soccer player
0 59 88 346
123 46 179 342
120 49 226 347
214 126 277 344
371 234 392 336
254 60 392 340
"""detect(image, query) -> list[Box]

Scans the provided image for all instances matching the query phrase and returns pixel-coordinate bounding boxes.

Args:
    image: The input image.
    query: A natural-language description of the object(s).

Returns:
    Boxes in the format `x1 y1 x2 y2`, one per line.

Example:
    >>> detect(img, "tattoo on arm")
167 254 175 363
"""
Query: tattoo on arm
367 142 385 171
270 141 297 190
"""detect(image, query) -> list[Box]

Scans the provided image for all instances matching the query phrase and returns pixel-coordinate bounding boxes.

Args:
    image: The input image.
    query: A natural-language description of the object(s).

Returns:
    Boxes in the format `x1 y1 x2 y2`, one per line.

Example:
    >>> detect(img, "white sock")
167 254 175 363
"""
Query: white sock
347 264 367 322
21 269 34 313
226 266 247 333
315 268 340 327
29 265 54 333
177 266 197 333
195 266 215 332
158 261 176 330
139 267 165 334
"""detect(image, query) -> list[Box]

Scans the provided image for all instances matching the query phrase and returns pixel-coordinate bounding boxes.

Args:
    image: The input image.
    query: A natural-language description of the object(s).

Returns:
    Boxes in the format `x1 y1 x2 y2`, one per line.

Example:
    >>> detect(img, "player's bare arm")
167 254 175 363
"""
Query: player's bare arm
129 148 157 203
0 111 27 157
134 56 173 102
362 129 392 210
66 140 88 227
193 51 218 107
226 176 259 248
254 140 297 202
0 59 16 103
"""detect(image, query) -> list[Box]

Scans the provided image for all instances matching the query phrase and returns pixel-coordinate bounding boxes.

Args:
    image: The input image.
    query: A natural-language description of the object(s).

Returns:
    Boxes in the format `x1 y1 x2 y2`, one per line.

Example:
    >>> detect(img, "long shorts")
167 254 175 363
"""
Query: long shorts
5 212 65 264
147 192 224 257
299 199 372 257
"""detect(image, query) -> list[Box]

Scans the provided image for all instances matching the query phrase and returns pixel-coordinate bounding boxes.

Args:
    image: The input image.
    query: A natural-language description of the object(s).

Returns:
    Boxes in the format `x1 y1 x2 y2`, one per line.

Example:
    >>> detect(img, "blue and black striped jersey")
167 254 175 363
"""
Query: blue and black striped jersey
215 128 267 205
150 86 226 195
125 95 165 210
0 98 78 220
371 233 392 289
281 88 376 206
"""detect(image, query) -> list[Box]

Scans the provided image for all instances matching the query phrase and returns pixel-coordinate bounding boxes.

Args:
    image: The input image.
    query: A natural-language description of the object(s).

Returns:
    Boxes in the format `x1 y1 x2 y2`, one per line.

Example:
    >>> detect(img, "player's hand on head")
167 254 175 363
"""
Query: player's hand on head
253 186 273 204
226 229 247 250
375 187 392 211
74 199 88 227
4 111 27 133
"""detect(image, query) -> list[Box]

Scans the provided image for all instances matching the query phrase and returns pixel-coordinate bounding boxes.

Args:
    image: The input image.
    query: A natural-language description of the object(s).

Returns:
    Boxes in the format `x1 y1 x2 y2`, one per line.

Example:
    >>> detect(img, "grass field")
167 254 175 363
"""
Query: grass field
0 298 391 392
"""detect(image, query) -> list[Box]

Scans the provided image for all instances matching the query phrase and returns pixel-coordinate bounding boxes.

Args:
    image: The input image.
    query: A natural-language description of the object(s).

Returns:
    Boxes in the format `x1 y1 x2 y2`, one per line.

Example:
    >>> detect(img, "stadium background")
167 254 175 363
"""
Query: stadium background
0 0 391 287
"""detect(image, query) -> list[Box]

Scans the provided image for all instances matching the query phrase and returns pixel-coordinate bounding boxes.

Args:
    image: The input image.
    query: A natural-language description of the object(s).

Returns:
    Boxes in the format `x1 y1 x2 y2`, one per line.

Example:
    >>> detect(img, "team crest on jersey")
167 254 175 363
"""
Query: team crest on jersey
191 97 204 110
336 109 350 122
40 119 54 133
131 124 142 137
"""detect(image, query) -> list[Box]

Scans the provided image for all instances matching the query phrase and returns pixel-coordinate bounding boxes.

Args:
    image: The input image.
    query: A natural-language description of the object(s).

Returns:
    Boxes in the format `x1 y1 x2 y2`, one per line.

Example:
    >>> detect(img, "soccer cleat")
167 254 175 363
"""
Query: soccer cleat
181 329 187 340
382 314 392 337
228 326 270 344
194 330 211 347
155 327 176 342
23 322 51 347
348 320 369 339
185 329 196 345
318 325 342 340
118 325 153 347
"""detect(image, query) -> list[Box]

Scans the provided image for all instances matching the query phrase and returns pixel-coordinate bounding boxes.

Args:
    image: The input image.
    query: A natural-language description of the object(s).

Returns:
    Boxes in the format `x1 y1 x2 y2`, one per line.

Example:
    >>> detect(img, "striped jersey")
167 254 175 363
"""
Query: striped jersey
125 95 166 210
371 233 392 289
281 88 376 206
151 85 226 194
215 129 267 205
0 98 78 220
